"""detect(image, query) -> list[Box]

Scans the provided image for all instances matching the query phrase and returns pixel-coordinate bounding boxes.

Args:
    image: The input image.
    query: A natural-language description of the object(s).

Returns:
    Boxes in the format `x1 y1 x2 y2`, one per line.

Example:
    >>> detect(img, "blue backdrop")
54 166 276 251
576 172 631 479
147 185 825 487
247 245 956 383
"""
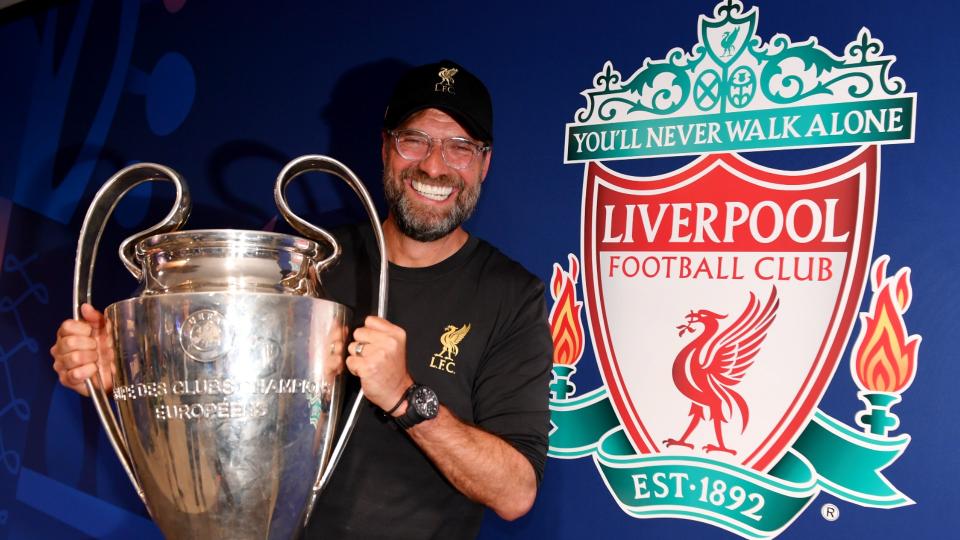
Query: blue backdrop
0 1 956 538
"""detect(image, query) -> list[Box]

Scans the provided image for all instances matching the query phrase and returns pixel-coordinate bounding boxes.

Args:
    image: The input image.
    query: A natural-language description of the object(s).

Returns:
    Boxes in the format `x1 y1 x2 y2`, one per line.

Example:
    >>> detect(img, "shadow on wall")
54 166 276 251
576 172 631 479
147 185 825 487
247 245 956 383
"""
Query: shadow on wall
202 58 410 231
321 58 411 223
206 140 292 229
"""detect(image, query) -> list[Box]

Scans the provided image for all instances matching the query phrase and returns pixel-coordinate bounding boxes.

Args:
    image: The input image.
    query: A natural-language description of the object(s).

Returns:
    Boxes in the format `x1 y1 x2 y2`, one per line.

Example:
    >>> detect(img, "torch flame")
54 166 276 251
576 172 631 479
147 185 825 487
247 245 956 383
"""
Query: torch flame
549 254 585 366
853 256 920 393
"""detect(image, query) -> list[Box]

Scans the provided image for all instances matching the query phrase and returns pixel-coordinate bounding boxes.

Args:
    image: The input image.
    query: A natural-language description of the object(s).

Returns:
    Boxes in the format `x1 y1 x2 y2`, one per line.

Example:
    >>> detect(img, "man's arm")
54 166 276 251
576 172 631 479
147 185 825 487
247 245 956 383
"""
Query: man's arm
399 402 537 521
346 315 541 521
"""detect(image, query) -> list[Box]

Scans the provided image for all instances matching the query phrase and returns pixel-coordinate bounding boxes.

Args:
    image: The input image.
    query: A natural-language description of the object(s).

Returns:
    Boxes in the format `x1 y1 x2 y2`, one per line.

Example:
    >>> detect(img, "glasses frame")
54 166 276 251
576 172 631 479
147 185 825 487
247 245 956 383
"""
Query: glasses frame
387 128 490 170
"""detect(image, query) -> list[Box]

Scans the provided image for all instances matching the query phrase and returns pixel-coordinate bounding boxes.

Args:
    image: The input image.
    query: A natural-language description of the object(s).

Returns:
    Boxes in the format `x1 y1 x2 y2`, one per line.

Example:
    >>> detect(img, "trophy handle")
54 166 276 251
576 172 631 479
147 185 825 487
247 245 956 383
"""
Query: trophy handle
273 155 389 498
73 163 191 506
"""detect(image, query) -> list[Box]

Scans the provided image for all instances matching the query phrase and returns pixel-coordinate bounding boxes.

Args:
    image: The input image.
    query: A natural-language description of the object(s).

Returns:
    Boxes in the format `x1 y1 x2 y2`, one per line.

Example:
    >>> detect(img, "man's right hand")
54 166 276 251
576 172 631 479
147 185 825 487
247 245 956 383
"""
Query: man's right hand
50 303 115 396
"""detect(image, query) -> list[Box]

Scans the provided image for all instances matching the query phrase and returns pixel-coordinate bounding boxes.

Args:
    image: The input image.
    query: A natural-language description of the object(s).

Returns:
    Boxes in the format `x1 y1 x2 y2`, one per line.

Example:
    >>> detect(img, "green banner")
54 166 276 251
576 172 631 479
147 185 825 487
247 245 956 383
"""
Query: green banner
564 96 915 161
549 389 912 538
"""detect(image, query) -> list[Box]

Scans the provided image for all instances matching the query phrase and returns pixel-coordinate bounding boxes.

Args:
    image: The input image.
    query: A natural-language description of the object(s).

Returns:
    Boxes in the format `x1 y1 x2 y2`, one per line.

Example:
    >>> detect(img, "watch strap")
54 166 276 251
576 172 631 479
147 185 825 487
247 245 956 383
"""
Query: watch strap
394 384 423 430
384 383 414 416
395 405 420 430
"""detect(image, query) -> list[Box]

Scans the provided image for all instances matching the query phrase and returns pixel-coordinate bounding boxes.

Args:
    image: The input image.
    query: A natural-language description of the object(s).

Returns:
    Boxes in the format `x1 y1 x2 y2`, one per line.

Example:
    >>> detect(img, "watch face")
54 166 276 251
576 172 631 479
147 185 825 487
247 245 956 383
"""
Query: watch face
412 386 440 419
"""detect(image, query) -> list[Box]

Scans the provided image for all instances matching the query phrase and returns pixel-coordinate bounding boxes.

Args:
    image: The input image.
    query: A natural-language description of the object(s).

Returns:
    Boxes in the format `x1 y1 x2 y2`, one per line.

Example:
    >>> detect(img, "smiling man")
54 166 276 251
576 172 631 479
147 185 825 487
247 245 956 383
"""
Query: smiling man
305 60 554 539
48 60 552 540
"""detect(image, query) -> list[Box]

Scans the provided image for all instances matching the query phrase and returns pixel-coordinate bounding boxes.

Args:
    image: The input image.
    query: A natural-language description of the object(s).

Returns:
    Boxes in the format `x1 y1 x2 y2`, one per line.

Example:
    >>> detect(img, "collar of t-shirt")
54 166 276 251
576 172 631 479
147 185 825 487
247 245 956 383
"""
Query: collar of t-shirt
365 229 481 283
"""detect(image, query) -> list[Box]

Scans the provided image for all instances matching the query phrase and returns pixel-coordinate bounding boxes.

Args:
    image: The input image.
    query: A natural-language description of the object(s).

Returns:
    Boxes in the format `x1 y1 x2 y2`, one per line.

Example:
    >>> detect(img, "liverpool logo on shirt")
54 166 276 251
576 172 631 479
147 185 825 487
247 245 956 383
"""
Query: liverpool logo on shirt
430 323 471 374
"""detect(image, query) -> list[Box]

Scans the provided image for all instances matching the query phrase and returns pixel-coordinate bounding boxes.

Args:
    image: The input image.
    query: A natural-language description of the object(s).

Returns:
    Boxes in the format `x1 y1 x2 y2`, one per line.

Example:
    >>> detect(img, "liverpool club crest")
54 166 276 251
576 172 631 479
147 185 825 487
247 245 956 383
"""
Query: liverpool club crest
548 1 918 538
583 147 878 472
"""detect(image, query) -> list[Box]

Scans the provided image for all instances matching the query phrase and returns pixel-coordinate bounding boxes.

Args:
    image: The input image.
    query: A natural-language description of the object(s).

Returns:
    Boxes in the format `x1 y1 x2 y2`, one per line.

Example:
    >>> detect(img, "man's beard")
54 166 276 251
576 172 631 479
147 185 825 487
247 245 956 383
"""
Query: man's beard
383 167 481 242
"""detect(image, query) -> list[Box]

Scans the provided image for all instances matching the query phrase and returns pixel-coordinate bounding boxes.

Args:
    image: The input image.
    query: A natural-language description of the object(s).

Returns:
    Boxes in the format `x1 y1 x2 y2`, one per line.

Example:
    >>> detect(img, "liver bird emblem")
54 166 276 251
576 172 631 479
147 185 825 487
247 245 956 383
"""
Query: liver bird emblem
439 323 471 360
438 67 458 85
720 28 740 57
662 286 779 455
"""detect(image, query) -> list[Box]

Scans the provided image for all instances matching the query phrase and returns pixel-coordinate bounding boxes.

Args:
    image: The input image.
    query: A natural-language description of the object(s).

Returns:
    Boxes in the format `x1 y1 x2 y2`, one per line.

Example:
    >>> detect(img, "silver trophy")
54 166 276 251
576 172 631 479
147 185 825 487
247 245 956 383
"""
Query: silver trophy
73 156 387 539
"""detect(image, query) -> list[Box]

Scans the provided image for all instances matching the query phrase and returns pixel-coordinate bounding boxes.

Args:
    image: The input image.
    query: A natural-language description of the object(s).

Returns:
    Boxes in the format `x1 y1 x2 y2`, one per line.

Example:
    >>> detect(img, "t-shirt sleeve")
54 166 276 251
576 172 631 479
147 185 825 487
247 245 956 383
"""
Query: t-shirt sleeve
471 273 553 485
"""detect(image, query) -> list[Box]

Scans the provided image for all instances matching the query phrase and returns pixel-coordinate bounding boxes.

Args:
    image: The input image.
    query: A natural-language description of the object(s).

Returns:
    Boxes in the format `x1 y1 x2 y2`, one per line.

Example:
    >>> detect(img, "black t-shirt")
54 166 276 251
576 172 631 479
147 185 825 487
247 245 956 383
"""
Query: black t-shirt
304 224 552 540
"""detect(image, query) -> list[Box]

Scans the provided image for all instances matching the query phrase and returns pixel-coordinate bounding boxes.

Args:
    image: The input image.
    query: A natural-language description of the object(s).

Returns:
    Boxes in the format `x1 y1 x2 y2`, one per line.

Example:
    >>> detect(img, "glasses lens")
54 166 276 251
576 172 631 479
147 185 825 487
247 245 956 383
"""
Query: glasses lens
442 139 479 169
395 131 430 161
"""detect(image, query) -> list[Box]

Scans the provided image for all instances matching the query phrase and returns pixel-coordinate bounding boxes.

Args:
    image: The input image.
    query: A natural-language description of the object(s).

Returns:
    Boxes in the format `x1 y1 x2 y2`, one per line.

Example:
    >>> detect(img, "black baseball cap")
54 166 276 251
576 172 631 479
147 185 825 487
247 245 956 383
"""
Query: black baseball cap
383 60 493 143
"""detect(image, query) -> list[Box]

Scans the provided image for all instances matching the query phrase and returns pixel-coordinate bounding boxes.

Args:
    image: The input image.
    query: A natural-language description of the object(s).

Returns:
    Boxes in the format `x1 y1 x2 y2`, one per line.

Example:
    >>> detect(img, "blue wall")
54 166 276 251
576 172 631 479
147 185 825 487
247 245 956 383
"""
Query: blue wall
1 1 956 538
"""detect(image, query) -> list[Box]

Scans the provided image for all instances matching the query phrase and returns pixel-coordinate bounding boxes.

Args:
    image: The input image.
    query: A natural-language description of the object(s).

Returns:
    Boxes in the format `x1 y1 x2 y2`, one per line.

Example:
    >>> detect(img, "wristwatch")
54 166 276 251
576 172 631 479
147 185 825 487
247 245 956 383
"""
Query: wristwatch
394 384 439 429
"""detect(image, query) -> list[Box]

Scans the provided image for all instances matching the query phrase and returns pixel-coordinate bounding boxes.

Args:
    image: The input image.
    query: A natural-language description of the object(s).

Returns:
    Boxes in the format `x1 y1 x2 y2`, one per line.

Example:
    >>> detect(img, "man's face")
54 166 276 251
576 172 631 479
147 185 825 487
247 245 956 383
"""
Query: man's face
382 108 491 242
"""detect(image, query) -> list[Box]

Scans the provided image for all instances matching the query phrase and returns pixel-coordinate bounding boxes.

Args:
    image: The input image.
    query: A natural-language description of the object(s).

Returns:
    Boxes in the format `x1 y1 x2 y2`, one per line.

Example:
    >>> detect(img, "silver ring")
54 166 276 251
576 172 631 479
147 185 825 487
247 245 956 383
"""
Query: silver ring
355 342 365 356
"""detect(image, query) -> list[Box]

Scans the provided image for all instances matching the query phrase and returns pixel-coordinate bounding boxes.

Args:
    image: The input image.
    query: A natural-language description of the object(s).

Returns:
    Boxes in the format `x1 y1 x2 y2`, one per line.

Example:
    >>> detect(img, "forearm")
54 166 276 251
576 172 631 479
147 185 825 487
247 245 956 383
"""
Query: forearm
405 406 538 521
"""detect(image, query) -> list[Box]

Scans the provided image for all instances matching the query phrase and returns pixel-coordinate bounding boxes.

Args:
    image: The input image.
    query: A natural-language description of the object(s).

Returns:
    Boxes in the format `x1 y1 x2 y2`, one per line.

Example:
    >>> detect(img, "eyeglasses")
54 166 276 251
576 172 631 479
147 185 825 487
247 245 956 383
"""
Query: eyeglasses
388 129 490 170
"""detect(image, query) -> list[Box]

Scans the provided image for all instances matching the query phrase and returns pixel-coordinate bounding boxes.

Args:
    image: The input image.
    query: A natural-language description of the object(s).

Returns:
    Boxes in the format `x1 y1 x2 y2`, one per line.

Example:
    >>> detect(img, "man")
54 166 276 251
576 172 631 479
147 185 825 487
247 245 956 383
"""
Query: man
50 60 553 539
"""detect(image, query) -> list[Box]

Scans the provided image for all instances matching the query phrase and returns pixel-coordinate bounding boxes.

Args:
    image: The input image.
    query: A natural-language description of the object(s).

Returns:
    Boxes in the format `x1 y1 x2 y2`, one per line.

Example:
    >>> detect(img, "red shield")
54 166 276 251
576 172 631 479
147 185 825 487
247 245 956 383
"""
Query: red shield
582 146 878 471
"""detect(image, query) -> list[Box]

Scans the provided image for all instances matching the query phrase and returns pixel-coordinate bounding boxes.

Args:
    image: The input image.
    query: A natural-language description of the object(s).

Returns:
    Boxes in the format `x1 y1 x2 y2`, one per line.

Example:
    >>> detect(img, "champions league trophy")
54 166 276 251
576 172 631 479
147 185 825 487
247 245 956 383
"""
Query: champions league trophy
73 156 388 539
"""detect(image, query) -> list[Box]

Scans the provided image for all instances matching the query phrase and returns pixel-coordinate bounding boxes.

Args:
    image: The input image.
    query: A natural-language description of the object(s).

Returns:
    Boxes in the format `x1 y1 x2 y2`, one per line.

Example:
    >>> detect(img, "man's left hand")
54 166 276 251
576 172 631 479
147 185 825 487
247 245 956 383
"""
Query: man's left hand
347 316 414 411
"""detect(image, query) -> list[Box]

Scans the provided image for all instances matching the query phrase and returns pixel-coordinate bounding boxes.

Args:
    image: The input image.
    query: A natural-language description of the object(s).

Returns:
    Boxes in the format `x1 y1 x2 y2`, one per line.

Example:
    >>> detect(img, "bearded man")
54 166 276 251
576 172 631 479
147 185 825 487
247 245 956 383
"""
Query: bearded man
50 60 553 540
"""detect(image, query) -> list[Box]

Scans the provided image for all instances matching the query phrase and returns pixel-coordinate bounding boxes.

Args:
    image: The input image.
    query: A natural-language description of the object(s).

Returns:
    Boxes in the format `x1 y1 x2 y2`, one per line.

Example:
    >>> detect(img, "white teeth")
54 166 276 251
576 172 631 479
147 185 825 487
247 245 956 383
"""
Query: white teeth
412 180 453 201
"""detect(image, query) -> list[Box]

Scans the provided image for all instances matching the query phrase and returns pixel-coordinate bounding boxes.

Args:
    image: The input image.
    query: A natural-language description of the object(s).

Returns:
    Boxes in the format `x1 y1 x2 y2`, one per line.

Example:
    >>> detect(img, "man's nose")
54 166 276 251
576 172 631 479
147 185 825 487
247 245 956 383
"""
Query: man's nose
418 143 448 177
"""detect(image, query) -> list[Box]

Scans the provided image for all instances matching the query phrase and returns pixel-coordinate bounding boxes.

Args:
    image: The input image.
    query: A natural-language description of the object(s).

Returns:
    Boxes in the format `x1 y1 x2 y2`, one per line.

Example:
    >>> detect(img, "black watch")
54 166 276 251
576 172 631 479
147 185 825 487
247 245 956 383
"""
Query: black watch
394 384 439 430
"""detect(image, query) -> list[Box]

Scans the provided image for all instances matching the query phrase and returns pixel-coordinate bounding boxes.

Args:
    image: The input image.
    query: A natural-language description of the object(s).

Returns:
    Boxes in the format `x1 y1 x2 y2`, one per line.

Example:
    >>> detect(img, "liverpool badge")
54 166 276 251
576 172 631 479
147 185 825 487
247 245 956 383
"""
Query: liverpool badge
548 1 918 538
